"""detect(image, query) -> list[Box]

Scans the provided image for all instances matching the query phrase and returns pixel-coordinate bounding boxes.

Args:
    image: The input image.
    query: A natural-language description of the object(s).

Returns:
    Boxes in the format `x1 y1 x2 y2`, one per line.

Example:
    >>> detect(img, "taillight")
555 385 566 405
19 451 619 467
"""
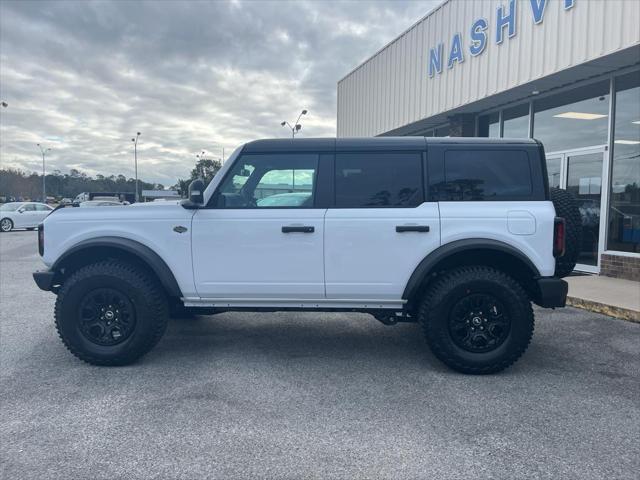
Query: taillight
553 217 565 257
38 223 44 256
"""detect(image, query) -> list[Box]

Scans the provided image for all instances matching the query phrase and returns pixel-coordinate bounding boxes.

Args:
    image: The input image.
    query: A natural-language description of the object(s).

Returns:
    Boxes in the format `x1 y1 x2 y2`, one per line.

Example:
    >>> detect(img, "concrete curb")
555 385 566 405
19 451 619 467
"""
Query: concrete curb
567 296 640 323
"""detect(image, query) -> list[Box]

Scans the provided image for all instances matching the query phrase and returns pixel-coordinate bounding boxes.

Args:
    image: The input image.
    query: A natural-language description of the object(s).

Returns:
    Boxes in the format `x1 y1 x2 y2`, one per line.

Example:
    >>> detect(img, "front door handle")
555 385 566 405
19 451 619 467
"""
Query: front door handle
282 225 315 233
396 225 430 233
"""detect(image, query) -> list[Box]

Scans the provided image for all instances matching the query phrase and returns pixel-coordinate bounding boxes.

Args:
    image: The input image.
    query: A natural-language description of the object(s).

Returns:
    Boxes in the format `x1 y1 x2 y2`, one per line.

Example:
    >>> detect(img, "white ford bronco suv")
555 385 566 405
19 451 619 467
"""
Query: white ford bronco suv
34 138 580 374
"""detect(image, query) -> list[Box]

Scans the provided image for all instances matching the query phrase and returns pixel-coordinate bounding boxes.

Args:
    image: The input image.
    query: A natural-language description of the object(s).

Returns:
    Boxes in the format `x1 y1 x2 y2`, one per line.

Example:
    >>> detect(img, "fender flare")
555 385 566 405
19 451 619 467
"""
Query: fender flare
52 236 182 297
402 238 541 300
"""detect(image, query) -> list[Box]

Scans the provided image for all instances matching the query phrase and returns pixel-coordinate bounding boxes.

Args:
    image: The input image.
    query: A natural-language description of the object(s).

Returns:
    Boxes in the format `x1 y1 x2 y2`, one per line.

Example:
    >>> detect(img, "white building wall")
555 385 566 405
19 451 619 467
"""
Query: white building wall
337 0 640 137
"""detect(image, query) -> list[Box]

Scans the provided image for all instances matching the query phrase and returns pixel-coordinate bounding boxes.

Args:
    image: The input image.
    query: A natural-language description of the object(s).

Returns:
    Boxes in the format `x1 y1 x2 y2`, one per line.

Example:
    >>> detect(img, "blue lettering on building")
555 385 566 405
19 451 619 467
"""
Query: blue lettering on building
448 33 464 68
428 43 444 78
428 0 577 78
496 0 517 45
469 18 488 57
530 0 547 25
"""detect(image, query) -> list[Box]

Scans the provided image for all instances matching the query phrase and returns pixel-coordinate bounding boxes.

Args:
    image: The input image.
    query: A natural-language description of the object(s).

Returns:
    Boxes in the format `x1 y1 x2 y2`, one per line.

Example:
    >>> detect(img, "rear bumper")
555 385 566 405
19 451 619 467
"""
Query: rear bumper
534 277 568 308
33 270 55 291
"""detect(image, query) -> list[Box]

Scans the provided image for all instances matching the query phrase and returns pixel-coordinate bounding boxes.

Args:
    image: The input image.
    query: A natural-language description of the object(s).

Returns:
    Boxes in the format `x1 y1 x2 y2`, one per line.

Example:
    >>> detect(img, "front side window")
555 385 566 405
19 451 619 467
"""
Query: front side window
35 204 51 211
215 154 317 208
334 152 423 208
21 203 36 212
0 203 21 212
435 150 533 201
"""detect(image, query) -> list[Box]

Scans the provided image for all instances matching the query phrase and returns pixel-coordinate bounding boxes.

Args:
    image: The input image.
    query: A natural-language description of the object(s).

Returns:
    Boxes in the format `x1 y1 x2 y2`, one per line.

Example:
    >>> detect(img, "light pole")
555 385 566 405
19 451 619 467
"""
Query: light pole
131 132 141 202
37 144 51 203
281 109 308 138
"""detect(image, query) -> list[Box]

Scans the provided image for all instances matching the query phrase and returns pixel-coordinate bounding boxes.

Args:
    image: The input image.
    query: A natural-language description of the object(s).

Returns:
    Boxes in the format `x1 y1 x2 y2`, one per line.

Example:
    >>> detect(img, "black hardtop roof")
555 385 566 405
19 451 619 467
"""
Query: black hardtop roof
242 137 538 153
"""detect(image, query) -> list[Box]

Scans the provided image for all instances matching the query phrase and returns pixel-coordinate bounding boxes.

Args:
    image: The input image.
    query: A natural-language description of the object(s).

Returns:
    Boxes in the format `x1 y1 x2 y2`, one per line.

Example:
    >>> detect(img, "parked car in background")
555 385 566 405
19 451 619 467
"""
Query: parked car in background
78 200 125 208
0 202 53 232
256 192 312 207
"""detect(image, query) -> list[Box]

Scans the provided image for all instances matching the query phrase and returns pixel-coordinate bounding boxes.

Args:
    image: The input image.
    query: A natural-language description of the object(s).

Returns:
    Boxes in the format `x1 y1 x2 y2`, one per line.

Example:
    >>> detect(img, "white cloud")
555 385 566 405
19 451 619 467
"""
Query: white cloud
0 0 439 185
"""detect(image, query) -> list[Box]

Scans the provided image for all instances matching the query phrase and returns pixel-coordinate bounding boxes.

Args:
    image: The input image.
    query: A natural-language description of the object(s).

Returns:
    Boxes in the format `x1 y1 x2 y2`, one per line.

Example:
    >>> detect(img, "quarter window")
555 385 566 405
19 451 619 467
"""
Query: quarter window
334 152 423 208
436 150 533 201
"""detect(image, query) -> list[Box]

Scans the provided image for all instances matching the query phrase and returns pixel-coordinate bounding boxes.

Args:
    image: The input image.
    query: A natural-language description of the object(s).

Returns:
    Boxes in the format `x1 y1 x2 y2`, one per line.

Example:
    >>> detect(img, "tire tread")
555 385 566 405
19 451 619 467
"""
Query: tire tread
419 266 534 374
54 259 168 366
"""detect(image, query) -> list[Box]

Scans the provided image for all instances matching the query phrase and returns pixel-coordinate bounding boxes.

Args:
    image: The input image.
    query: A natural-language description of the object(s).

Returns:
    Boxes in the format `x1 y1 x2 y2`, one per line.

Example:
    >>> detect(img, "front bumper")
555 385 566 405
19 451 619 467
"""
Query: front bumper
33 270 55 291
534 277 568 308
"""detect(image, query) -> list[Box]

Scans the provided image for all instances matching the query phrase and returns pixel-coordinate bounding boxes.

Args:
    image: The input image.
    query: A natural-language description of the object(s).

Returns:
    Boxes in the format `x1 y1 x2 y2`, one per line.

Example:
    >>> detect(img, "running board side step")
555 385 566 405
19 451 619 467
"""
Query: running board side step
181 297 406 310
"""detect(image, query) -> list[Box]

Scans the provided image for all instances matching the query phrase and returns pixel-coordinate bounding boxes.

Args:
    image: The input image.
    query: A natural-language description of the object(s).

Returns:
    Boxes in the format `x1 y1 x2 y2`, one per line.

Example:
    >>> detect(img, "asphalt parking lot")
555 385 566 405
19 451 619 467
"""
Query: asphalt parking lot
1 230 639 479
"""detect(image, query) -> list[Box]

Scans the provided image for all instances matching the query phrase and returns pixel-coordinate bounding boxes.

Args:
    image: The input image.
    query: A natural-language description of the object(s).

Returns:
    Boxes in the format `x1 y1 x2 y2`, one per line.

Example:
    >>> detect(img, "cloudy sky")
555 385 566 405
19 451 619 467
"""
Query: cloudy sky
0 0 438 186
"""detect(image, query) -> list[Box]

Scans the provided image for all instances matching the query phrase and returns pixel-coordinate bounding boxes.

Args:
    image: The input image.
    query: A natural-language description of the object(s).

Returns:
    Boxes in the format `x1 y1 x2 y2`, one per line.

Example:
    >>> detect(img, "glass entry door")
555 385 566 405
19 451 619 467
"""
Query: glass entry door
545 146 607 273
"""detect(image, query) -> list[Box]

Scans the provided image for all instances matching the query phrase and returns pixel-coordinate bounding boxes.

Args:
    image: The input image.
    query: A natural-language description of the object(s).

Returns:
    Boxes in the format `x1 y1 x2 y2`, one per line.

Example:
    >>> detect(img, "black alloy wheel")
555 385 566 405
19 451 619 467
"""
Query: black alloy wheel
78 288 136 346
448 293 511 353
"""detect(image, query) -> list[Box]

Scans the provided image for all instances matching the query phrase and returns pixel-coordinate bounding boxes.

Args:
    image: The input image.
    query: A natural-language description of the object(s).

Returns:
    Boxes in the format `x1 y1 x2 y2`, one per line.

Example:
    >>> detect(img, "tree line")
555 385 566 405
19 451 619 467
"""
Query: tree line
0 157 222 202
0 168 162 201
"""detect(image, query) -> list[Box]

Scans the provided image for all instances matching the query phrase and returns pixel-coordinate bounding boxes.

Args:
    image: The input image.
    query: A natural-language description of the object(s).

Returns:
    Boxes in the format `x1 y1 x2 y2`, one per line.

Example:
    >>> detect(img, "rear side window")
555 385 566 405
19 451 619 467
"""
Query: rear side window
437 150 533 201
335 152 423 208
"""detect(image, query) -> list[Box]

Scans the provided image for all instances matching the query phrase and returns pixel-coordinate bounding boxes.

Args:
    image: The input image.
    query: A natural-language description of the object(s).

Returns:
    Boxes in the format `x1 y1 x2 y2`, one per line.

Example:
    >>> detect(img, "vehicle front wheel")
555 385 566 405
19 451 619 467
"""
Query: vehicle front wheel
55 260 169 366
419 266 534 374
0 218 13 232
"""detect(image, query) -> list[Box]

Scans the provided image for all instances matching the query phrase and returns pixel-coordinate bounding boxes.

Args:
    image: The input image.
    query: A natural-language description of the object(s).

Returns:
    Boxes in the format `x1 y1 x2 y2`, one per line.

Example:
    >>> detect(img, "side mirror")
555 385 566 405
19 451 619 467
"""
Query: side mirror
17 208 25 213
181 179 206 209
189 179 205 205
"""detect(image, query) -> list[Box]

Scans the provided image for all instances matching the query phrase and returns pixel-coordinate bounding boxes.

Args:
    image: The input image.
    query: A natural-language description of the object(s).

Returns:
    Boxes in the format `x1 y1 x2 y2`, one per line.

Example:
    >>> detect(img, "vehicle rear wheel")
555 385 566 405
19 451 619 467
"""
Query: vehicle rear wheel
419 266 534 374
55 260 169 366
550 187 582 277
0 218 13 232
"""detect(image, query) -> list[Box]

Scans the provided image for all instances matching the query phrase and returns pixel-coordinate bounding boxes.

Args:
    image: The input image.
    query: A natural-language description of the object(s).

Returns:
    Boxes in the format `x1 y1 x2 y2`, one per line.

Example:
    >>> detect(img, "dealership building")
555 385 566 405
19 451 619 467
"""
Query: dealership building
337 0 639 279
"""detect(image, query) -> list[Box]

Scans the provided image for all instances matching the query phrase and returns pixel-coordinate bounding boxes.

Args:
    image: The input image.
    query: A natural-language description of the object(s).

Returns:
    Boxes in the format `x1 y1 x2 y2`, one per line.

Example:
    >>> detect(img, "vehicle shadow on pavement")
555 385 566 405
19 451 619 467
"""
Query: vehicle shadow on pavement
159 311 451 371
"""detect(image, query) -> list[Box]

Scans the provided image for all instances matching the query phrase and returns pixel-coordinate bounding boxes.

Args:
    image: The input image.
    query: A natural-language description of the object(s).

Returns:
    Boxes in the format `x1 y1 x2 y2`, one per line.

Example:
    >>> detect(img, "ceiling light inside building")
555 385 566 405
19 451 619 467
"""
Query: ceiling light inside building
632 120 640 125
553 112 608 120
614 139 640 145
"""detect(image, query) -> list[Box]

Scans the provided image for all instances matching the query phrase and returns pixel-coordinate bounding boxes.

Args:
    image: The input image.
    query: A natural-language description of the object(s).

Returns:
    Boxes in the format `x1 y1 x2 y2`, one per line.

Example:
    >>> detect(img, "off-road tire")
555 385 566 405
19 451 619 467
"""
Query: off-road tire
0 218 13 232
55 260 169 366
550 187 581 278
419 266 534 374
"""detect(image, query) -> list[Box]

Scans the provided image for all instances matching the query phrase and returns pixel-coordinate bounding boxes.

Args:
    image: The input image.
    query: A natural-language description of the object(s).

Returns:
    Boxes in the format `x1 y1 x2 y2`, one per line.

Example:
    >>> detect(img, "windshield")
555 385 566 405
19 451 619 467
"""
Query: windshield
0 203 21 212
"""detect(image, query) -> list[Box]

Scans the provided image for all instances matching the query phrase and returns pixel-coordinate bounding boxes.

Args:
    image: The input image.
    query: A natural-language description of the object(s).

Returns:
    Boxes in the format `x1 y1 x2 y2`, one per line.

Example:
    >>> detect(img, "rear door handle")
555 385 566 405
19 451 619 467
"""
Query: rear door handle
396 225 430 233
282 225 315 233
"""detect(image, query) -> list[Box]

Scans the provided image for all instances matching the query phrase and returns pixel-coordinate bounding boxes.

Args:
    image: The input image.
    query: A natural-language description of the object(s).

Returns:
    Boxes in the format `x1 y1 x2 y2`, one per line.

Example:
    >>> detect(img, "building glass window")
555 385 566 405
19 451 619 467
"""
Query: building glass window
608 71 640 254
478 112 499 137
503 104 530 138
435 125 450 137
534 81 610 154
546 156 562 188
